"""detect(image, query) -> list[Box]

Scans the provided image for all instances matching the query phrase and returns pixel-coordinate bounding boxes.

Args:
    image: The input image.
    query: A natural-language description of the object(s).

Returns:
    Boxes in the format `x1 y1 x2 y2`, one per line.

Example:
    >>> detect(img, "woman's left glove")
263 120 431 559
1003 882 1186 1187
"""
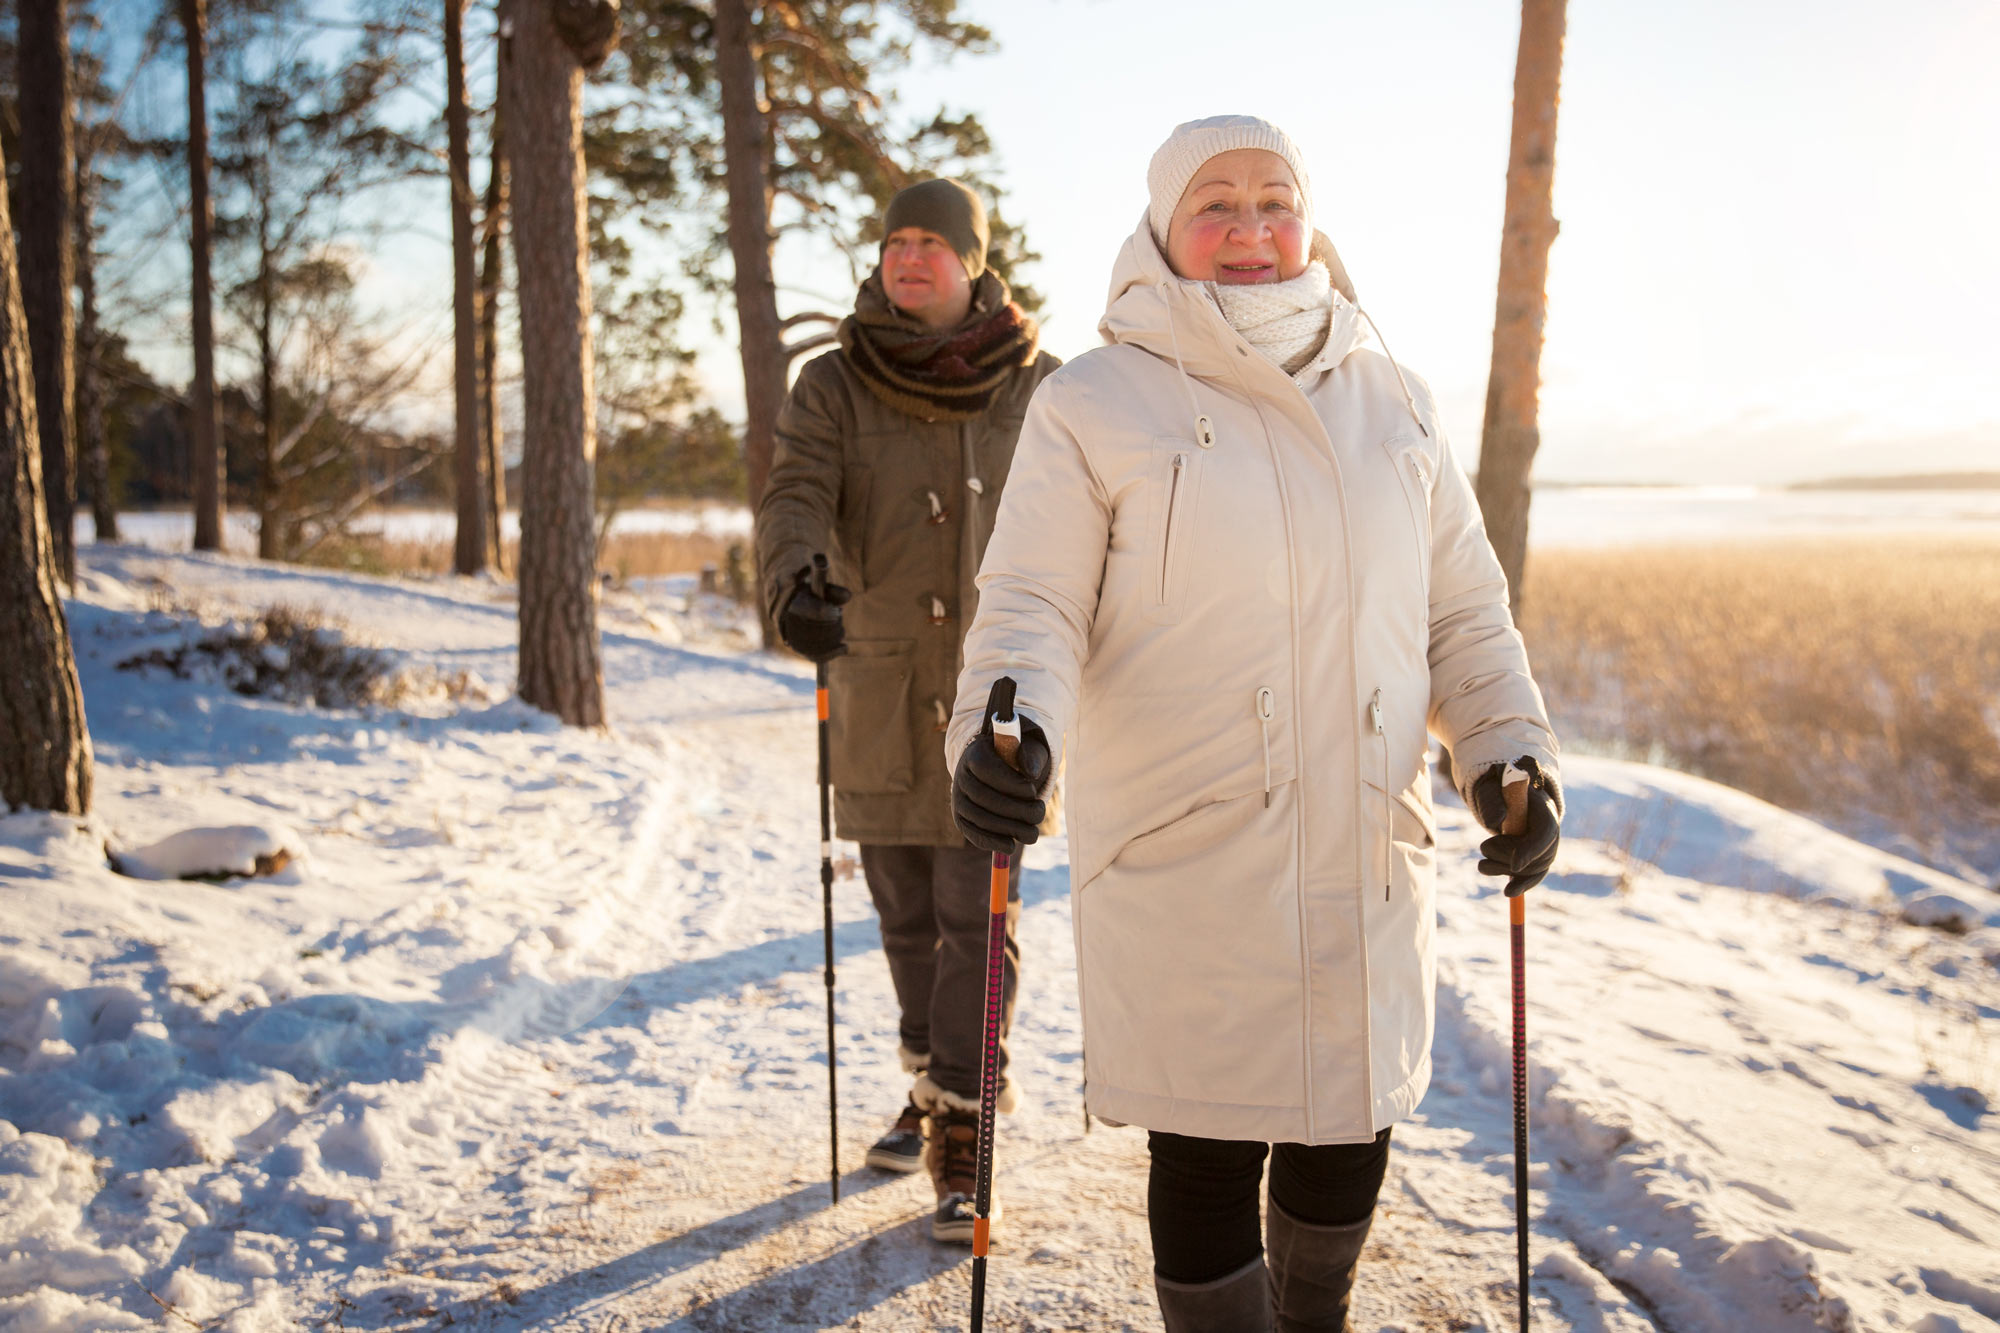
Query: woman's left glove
1470 756 1562 897
952 714 1053 855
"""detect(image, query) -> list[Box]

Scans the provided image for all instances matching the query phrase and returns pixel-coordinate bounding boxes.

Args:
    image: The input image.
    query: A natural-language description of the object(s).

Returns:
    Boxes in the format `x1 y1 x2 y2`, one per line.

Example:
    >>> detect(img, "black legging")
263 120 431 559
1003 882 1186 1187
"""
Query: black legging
1147 1127 1393 1284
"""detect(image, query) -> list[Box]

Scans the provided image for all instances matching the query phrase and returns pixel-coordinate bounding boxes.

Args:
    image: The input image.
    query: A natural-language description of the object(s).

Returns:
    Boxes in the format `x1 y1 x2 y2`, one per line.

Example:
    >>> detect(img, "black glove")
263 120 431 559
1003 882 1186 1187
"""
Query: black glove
1469 756 1563 897
952 712 1053 855
777 563 850 663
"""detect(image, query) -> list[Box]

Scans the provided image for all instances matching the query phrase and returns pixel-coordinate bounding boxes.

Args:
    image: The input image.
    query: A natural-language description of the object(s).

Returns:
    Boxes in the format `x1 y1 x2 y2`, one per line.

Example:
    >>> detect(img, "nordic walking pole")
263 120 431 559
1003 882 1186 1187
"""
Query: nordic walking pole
813 553 840 1205
1502 764 1532 1329
970 676 1021 1333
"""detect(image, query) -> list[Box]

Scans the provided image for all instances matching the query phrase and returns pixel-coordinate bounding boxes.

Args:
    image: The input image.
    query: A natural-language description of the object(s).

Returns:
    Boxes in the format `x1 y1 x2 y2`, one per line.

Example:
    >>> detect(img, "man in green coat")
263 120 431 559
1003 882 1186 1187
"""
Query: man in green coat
756 178 1059 1244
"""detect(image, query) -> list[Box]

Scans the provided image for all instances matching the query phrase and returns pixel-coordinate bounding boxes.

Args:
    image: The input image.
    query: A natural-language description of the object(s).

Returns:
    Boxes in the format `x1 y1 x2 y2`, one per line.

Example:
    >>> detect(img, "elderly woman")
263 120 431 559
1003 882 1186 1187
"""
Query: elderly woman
946 117 1562 1330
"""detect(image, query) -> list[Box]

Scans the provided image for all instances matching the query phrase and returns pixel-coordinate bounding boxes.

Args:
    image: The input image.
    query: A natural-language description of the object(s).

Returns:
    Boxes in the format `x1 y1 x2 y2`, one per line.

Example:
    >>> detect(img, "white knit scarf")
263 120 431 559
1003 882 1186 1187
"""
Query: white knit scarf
1207 260 1334 380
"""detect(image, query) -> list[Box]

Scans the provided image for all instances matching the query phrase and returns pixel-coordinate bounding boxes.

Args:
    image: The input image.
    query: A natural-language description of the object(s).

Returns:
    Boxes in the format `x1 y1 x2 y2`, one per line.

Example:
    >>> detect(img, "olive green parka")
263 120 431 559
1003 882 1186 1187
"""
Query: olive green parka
758 331 1060 846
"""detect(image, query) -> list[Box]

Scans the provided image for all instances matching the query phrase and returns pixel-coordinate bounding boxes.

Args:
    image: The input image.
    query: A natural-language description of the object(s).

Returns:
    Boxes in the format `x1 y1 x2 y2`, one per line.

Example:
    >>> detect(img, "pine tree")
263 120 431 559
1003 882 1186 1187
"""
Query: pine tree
445 0 487 575
181 0 223 551
597 0 1041 515
504 0 616 725
16 0 78 587
0 131 93 816
1475 0 1568 614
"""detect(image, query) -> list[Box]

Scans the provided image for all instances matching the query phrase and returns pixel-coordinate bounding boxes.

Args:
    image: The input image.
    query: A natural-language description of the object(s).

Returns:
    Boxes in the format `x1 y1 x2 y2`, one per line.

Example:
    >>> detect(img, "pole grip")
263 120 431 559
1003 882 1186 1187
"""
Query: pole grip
985 676 1022 770
1500 763 1531 837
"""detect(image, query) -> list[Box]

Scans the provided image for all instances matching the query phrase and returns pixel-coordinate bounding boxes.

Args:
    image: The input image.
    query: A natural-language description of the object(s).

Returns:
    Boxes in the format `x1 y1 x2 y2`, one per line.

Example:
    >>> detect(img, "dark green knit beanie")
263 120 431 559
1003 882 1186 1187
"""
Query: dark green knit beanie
881 178 989 282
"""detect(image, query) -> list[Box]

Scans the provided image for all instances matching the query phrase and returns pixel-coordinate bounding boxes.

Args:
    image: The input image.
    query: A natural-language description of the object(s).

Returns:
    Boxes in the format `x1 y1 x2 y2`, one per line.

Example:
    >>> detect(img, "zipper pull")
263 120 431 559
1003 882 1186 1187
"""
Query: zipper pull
1256 687 1275 808
1196 415 1215 449
1370 688 1384 735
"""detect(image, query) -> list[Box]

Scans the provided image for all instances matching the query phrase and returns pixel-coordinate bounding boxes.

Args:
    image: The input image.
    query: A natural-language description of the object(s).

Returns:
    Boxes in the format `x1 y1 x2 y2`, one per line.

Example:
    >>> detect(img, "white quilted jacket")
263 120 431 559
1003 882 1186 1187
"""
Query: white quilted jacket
948 213 1559 1144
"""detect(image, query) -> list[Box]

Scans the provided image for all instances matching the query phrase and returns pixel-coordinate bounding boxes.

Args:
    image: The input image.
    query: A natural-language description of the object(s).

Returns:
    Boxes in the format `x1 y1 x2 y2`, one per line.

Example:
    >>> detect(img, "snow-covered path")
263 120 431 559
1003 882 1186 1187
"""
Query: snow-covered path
3 549 1996 1331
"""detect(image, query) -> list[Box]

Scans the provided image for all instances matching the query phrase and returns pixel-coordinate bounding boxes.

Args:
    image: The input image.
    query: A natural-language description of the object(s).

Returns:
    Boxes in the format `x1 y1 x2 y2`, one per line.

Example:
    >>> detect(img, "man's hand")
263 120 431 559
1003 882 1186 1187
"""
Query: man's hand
778 562 850 663
953 713 1053 855
1470 757 1562 897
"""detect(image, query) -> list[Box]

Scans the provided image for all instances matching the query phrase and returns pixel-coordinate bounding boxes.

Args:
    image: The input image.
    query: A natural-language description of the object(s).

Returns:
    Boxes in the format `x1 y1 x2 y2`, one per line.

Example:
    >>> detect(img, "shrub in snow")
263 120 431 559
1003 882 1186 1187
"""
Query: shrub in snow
116 606 393 708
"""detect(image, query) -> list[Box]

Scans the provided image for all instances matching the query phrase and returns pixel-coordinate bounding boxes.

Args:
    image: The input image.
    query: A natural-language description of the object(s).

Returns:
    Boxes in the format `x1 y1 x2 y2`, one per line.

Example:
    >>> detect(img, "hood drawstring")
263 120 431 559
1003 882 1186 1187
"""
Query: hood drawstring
1161 281 1217 448
1357 307 1429 439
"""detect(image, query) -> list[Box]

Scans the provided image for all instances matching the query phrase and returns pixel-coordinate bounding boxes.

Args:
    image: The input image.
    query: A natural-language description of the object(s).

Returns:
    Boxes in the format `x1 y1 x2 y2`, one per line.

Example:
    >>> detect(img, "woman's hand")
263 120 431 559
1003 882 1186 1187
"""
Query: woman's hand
1471 757 1562 897
952 716 1053 855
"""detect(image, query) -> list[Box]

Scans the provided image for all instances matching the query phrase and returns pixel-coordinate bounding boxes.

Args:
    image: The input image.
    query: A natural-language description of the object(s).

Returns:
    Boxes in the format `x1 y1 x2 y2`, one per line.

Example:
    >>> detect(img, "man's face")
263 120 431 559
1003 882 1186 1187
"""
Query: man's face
881 226 974 330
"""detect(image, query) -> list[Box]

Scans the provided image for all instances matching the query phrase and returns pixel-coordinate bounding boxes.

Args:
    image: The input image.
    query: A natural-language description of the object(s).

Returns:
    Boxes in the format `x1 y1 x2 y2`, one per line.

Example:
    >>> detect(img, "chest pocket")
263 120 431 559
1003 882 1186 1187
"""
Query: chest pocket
1381 436 1433 589
1146 436 1208 624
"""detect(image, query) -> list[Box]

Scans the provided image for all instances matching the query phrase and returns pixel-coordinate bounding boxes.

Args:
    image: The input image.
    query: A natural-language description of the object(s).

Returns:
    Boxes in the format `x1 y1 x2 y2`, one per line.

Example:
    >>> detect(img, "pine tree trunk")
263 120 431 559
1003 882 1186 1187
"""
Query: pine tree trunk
182 0 223 553
255 175 281 561
18 0 78 588
479 77 509 574
0 135 93 816
76 142 117 543
1474 0 1567 616
714 0 785 514
503 0 606 726
446 0 488 576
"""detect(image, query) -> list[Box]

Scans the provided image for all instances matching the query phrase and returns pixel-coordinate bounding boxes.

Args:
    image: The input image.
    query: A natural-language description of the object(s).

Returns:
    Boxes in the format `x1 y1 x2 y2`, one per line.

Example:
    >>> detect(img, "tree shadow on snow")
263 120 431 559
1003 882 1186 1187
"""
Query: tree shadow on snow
472 1168 921 1331
580 867 1068 1037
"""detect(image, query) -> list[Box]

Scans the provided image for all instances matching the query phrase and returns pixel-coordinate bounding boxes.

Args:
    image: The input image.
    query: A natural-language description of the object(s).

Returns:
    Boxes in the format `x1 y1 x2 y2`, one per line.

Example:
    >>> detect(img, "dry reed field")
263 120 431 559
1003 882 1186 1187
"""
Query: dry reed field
1521 536 2000 881
303 528 739 583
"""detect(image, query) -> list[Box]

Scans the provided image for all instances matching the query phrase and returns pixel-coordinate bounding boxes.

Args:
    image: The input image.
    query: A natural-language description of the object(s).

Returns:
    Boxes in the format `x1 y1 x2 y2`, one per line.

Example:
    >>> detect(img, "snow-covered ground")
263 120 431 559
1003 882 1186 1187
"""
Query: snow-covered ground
3 547 1997 1332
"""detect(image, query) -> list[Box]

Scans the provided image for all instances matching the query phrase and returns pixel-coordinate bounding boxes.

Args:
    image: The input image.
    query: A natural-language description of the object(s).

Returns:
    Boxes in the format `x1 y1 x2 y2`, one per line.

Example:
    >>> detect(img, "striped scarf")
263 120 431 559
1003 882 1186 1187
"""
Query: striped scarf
839 271 1040 422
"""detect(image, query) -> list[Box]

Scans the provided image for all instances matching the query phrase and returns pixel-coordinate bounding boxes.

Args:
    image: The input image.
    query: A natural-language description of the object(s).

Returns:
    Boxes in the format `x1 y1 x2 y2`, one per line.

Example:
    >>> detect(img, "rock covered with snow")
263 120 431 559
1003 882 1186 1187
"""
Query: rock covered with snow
111 825 306 883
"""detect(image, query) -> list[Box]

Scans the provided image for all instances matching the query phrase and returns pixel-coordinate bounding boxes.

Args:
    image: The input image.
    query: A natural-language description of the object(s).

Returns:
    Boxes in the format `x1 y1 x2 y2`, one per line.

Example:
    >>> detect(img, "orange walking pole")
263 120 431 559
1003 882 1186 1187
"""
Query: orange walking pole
812 555 839 1204
1502 767 1532 1329
969 676 1021 1332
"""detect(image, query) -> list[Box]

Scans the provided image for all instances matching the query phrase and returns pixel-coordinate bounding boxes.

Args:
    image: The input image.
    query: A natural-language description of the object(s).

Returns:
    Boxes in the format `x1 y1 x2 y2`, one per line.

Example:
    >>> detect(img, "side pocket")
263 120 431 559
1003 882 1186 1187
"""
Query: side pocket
1113 788 1264 872
827 639 915 794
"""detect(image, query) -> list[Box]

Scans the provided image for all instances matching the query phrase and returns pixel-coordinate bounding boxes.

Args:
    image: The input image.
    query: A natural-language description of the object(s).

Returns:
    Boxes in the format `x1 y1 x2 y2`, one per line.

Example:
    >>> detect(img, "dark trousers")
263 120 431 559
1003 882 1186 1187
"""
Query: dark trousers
1147 1127 1394 1283
859 843 1021 1102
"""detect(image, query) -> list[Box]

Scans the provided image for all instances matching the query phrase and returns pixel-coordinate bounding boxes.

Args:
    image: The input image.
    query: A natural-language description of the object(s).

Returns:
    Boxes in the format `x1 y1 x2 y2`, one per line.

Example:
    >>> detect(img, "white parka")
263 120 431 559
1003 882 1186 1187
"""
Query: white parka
947 213 1559 1145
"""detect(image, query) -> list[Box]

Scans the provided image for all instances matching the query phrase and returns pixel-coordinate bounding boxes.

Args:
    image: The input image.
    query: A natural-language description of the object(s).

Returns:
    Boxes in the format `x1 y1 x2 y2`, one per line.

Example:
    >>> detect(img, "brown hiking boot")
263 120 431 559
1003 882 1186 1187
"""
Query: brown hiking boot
864 1103 927 1174
924 1108 999 1244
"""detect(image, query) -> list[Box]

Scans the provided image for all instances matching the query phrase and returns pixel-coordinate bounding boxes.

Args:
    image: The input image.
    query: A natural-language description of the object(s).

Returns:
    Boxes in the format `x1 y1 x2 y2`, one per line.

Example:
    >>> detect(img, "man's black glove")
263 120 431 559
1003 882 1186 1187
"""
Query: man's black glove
777 562 850 663
952 712 1053 855
1469 755 1563 897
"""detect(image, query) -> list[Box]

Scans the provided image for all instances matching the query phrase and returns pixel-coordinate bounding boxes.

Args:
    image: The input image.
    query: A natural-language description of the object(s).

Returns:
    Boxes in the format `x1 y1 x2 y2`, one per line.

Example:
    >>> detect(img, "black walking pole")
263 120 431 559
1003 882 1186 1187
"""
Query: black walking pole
1502 767 1532 1328
969 676 1021 1332
813 554 840 1204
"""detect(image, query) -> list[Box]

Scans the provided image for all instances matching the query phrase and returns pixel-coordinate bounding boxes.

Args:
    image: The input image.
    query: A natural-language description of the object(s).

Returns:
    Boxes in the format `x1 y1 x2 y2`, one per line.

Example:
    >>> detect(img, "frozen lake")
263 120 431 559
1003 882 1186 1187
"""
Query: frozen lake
76 486 2000 559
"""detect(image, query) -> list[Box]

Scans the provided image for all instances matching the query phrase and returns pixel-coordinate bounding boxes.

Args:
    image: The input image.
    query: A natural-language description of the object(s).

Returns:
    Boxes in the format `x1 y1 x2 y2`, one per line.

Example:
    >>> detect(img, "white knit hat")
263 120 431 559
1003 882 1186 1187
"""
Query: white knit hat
1147 115 1312 247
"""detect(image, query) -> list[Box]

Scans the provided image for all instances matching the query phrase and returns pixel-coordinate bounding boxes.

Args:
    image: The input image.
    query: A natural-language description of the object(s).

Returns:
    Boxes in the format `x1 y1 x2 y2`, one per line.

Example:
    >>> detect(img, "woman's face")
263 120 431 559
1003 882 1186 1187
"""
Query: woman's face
1164 149 1310 285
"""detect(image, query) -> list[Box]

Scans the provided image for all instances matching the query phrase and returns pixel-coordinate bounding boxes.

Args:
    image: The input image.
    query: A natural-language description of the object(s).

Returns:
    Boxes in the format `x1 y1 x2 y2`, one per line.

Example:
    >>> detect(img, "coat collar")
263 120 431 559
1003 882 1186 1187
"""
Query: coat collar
1096 210 1367 392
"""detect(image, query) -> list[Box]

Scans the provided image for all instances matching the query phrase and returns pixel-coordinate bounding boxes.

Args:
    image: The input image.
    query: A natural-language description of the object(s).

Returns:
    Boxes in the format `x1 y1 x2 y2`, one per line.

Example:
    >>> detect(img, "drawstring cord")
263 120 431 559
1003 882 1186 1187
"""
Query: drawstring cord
1161 281 1216 448
1357 306 1429 439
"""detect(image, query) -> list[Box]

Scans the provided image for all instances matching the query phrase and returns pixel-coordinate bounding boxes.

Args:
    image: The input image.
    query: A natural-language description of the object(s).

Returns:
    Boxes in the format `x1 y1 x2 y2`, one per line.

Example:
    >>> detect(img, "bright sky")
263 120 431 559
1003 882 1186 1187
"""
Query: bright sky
742 0 1998 484
104 0 1999 486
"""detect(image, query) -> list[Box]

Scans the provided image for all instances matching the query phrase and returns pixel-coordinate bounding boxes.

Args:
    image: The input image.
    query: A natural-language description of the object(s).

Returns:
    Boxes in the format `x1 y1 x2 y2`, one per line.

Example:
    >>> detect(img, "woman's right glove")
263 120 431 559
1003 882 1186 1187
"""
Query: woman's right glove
952 712 1053 855
1470 756 1563 897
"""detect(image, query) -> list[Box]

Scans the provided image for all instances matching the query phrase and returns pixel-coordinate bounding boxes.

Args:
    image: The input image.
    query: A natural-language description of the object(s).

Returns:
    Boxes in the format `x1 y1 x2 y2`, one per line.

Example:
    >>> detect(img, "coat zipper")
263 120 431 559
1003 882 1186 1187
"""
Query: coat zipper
1160 452 1188 602
1256 687 1276 808
1372 687 1390 901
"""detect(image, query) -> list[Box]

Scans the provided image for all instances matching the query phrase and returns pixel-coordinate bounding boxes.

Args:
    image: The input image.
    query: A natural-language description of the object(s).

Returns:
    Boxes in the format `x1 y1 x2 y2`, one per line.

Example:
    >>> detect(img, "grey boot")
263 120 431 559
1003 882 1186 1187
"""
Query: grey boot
1155 1256 1274 1332
1266 1202 1372 1332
